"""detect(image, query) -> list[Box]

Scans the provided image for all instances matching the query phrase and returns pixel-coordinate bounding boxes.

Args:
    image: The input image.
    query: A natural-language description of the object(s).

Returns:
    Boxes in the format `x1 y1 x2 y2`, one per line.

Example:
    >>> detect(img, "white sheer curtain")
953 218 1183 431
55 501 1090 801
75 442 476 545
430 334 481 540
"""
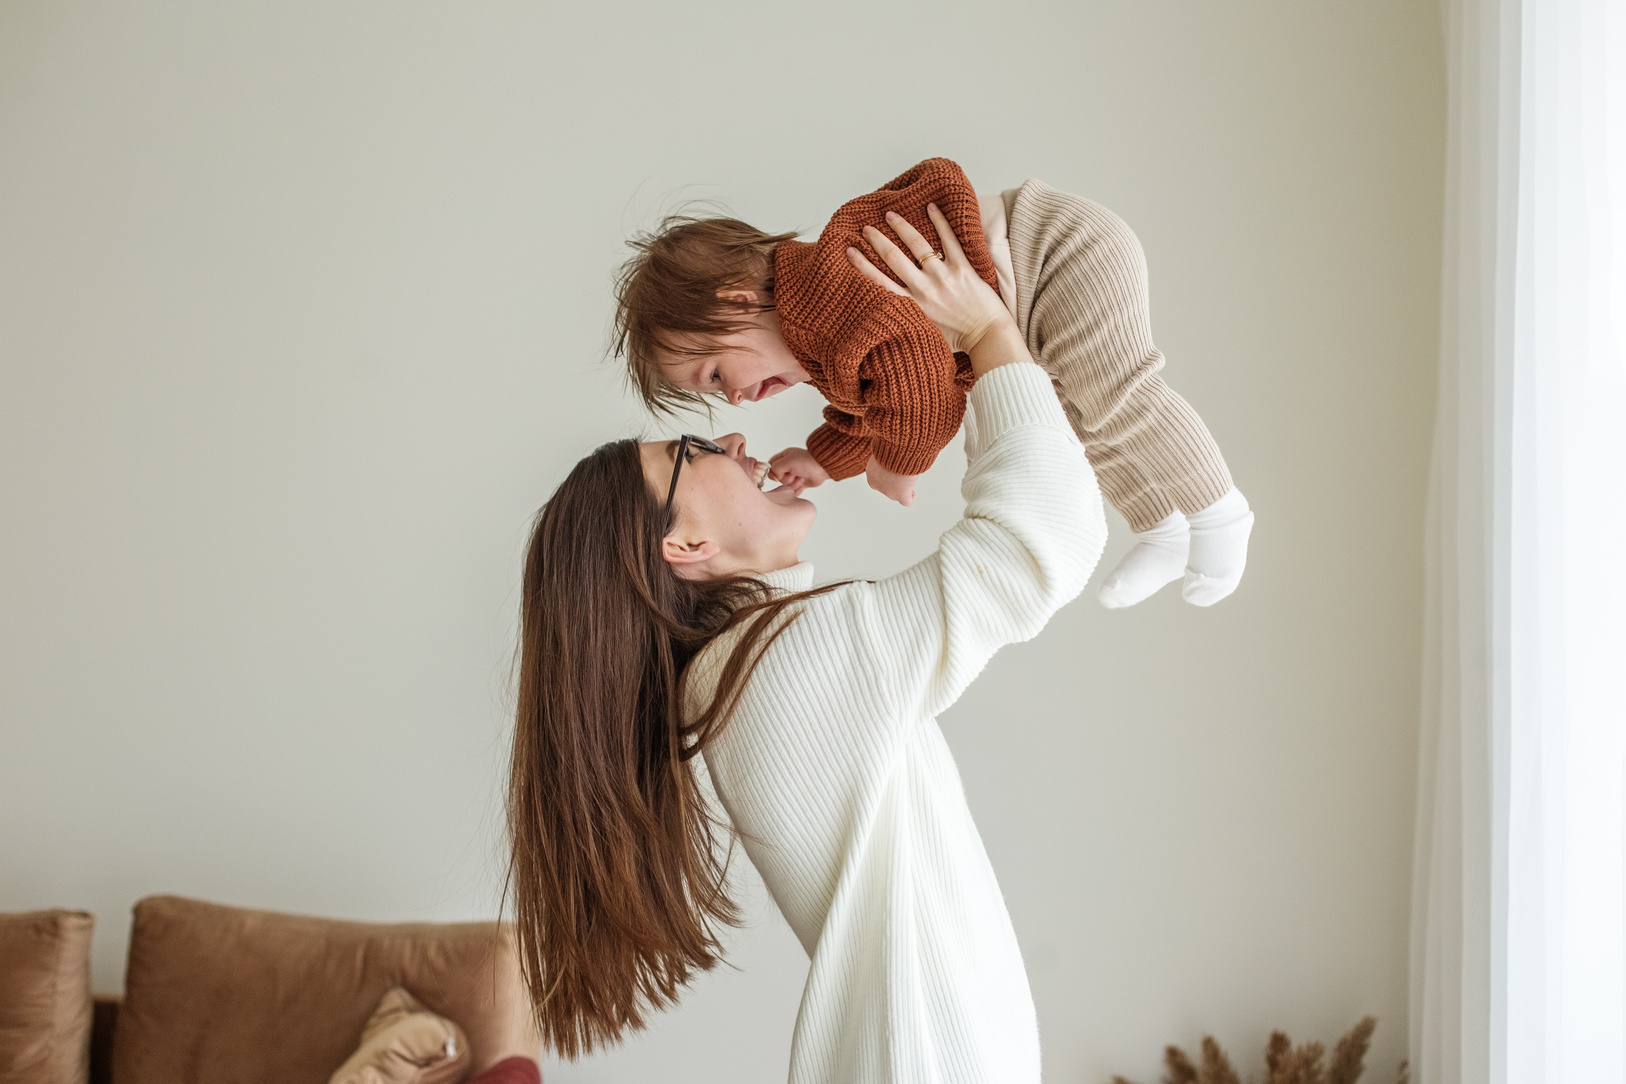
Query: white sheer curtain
1413 0 1626 1081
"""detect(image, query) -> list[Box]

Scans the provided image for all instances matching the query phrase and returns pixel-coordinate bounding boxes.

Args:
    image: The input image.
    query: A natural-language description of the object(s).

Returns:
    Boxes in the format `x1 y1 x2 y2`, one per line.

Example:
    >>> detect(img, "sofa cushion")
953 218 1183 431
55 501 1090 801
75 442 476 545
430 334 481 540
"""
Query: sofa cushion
0 909 94 1084
112 896 538 1084
328 986 468 1084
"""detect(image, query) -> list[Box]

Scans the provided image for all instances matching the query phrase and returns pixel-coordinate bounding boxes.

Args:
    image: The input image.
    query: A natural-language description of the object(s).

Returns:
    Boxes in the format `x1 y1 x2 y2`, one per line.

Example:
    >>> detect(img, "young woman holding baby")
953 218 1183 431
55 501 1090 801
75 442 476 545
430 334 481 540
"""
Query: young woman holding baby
508 205 1106 1083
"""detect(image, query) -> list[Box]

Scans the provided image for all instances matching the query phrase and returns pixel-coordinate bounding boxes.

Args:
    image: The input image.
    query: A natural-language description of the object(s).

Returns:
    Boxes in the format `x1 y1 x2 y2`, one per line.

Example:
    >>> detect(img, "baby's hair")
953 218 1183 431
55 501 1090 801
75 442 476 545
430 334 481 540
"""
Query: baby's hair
613 214 798 417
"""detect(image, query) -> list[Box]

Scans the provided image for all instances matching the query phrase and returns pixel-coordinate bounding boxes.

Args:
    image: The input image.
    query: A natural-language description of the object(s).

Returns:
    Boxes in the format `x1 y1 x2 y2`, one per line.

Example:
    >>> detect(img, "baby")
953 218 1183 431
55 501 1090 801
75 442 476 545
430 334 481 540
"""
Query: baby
614 158 1253 608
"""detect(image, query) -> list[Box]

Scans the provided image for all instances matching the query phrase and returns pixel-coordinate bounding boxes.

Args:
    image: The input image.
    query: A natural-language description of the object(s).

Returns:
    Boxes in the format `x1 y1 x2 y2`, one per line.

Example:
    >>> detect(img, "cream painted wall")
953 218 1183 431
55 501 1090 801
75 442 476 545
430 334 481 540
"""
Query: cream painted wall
0 3 1441 1081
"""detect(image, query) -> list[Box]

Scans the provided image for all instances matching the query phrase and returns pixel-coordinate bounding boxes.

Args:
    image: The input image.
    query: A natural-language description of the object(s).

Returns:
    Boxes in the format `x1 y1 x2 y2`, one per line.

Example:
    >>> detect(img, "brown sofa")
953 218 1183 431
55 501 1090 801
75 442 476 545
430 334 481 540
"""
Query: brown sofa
4 897 541 1084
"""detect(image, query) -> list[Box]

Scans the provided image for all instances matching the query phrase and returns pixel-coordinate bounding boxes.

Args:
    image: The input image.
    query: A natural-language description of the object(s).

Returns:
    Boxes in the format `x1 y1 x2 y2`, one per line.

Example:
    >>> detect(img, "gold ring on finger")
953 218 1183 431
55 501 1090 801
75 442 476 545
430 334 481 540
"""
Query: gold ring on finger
921 251 943 263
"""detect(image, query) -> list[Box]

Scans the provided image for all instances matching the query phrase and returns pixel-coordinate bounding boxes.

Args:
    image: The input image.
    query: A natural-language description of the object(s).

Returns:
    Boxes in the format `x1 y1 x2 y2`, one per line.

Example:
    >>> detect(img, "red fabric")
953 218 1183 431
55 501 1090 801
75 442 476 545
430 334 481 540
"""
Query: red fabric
773 158 1001 478
467 1055 541 1084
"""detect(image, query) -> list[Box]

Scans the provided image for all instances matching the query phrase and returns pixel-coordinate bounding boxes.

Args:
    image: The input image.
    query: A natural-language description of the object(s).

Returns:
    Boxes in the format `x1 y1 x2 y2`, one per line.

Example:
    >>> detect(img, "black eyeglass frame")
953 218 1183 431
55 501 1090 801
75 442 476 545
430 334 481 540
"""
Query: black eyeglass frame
664 434 728 516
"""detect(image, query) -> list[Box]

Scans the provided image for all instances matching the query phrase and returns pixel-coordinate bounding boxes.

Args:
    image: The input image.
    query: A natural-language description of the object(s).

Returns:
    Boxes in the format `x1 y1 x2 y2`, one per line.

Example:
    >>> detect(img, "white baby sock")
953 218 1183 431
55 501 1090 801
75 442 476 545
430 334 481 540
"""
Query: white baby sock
1182 487 1254 606
1097 511 1190 609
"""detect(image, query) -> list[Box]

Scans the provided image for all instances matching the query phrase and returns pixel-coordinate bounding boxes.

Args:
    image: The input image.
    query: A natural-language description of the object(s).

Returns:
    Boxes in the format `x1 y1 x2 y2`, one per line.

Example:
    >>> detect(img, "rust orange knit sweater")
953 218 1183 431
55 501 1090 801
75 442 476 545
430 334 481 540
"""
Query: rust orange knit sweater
773 158 1000 479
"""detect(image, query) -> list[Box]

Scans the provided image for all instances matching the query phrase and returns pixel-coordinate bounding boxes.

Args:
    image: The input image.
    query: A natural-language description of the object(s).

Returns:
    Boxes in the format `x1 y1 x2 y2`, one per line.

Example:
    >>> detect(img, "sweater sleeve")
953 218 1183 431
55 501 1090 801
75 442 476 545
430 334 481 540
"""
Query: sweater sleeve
804 329 968 480
806 414 874 481
861 362 1107 719
862 334 968 477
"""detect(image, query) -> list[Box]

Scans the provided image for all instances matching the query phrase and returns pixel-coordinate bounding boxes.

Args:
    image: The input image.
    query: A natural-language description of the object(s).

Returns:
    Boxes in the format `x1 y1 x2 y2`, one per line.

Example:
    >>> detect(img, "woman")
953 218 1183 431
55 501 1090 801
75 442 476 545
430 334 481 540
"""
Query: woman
509 209 1108 1083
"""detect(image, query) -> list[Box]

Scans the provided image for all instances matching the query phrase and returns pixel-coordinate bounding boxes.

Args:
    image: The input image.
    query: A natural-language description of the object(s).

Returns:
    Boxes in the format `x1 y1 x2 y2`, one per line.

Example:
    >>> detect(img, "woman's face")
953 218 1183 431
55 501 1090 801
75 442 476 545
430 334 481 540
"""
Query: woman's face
639 432 816 578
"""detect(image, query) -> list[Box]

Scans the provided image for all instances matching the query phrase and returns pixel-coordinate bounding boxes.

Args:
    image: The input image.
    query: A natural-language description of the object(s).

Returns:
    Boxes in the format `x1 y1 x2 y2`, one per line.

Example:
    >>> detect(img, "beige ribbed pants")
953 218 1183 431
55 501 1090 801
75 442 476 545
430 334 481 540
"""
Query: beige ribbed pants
1002 180 1233 533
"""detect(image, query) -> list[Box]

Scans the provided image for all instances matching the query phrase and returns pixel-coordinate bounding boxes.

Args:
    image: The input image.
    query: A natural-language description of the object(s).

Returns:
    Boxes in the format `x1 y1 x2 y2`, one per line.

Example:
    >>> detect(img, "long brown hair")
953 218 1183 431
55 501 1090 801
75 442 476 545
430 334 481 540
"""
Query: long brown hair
612 214 798 417
507 438 829 1057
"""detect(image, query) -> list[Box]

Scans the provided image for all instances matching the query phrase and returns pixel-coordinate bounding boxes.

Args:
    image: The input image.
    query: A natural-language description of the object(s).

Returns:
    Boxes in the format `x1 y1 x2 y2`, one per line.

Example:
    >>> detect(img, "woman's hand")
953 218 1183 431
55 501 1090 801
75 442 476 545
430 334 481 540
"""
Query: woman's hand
769 447 829 494
865 456 921 507
846 204 1017 357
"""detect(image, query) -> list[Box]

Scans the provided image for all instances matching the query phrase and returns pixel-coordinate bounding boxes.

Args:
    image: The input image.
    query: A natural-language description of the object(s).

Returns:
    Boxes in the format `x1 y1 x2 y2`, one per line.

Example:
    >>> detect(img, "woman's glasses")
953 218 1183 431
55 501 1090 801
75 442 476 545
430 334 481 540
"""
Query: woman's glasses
664 434 728 516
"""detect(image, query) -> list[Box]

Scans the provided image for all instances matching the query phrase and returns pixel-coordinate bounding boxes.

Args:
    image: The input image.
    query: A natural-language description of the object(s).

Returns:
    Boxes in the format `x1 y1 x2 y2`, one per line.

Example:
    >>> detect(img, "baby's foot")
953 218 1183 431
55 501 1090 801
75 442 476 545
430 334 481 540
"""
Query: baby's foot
1182 488 1254 606
1097 511 1189 608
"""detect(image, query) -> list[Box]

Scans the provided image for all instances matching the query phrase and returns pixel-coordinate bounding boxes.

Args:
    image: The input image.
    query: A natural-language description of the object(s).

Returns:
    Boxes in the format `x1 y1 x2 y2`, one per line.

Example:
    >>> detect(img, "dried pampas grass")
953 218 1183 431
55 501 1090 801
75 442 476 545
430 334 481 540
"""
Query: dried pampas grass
1111 1016 1407 1084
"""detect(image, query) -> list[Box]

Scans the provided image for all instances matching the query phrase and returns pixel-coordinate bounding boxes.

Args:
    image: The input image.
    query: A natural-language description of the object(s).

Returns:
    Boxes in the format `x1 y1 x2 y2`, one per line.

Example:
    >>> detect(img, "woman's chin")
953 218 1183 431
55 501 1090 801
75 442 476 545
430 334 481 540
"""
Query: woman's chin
764 485 818 535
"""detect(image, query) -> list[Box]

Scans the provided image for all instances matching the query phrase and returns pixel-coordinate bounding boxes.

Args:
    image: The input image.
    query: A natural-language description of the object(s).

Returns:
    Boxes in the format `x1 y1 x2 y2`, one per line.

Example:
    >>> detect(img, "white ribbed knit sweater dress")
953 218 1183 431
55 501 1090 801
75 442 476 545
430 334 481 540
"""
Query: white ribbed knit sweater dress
686 363 1108 1084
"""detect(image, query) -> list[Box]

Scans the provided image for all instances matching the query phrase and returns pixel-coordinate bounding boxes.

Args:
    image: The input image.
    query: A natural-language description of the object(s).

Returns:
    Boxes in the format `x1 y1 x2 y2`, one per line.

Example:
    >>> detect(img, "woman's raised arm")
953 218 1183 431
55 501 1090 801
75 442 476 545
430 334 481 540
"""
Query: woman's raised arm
862 362 1106 720
839 209 1107 717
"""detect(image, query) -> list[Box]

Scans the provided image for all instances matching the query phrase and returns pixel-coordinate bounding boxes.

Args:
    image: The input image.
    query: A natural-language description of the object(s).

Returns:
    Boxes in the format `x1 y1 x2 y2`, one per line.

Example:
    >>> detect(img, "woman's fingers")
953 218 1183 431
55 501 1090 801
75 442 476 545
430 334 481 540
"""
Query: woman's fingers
883 211 940 262
850 208 958 295
845 246 910 297
860 226 927 288
926 203 967 265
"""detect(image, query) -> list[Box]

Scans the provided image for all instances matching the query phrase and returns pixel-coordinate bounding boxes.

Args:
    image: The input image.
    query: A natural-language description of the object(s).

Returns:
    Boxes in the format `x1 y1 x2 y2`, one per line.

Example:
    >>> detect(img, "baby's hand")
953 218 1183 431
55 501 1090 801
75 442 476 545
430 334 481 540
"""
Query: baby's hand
769 447 830 494
865 456 921 507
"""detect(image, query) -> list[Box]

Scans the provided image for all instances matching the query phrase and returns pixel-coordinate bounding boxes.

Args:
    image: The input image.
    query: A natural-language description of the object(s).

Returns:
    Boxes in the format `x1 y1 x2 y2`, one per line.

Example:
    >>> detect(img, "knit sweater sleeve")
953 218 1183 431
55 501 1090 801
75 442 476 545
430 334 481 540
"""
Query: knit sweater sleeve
805 324 968 479
805 414 873 482
860 332 967 477
862 362 1107 718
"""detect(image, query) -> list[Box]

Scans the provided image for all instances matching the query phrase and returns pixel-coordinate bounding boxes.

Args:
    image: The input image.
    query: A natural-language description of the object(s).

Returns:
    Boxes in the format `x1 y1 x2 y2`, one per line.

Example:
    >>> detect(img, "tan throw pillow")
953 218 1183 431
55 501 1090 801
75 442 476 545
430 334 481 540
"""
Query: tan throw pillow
0 909 94 1084
328 987 469 1084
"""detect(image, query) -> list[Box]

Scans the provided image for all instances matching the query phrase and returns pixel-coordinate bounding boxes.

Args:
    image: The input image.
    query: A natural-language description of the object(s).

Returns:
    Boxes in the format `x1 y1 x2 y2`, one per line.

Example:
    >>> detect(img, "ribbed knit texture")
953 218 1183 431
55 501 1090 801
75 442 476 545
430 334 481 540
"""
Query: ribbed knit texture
686 363 1107 1084
1001 180 1234 532
774 158 1000 479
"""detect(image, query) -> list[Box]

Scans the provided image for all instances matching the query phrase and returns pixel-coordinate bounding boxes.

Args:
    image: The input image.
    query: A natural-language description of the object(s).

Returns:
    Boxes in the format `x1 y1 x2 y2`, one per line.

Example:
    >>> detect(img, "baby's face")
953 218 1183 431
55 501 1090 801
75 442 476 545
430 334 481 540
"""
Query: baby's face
664 311 810 406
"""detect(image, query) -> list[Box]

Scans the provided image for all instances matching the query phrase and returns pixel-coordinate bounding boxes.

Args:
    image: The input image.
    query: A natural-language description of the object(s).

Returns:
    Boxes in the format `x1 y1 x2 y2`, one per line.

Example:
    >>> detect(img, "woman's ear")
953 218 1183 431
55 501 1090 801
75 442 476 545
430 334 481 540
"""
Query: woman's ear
661 536 720 569
717 287 765 306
